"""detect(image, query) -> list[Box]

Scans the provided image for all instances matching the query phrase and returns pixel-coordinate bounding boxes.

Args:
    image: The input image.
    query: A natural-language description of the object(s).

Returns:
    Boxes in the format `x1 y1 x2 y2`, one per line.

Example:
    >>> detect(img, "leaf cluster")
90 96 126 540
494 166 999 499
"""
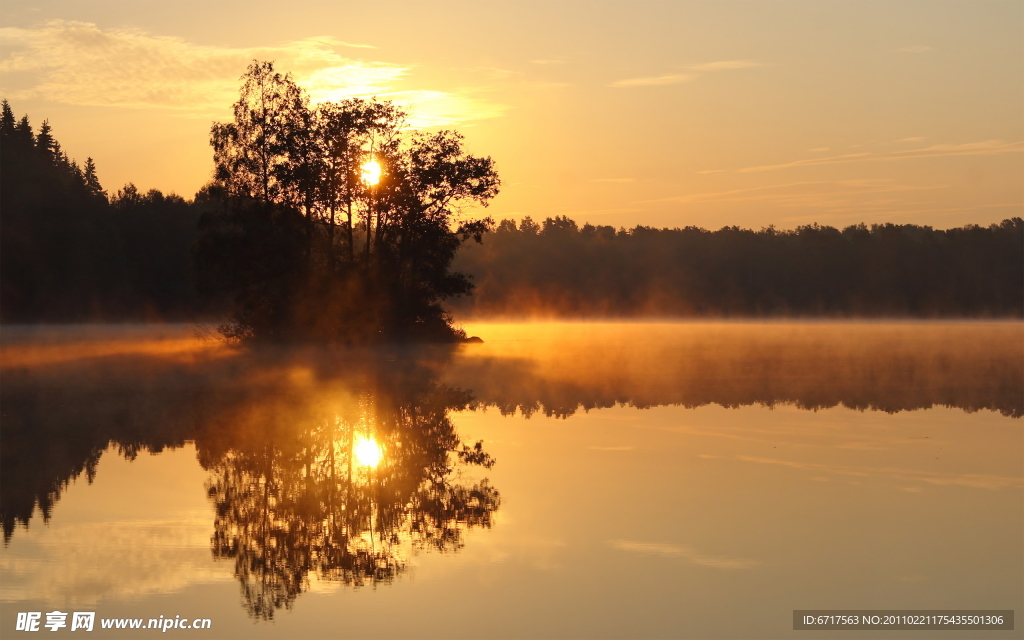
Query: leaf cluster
199 61 500 343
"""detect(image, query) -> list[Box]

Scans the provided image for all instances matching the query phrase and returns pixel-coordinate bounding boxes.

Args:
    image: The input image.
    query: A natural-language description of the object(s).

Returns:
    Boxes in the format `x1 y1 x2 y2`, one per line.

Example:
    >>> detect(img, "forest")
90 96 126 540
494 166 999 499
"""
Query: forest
453 215 1023 317
1 88 1021 328
0 99 210 322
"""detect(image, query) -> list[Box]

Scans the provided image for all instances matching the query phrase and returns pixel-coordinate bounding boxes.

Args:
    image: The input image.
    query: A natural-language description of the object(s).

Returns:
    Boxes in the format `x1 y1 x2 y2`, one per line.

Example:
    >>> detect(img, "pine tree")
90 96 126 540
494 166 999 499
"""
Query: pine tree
0 100 15 138
13 115 34 153
83 157 107 201
35 120 56 162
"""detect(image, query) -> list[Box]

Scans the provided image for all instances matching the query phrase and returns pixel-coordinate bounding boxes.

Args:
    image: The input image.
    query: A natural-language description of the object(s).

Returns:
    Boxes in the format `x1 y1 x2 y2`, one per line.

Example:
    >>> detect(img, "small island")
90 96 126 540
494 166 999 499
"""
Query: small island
194 62 500 344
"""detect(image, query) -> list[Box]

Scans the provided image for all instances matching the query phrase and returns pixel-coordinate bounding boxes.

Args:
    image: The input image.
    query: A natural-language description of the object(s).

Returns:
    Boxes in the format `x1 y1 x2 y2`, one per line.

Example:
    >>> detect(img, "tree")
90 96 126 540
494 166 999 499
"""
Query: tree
1 99 209 321
203 372 499 619
196 61 500 343
83 158 106 202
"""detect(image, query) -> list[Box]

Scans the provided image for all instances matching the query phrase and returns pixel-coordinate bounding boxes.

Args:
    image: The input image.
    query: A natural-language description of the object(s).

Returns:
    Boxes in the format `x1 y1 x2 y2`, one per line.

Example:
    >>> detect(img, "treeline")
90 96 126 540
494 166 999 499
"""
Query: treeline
0 100 212 322
453 216 1024 317
3 99 1021 322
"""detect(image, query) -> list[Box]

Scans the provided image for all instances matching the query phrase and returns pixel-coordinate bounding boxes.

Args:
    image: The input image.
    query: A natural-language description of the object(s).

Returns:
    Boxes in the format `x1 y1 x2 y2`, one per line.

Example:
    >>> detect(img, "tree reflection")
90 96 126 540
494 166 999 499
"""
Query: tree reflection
199 373 499 619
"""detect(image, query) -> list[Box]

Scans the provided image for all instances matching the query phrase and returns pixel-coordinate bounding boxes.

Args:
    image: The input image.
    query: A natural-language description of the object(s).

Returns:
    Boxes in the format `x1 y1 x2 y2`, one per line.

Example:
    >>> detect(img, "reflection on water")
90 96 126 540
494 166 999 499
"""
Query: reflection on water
446 322 1023 417
202 376 498 619
0 340 499 619
0 322 1020 636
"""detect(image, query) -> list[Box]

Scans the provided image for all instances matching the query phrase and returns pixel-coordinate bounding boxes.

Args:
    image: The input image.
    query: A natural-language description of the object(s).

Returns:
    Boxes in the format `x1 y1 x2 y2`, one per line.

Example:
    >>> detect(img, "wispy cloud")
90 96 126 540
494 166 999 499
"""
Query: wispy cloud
610 540 759 570
610 73 693 88
553 206 643 217
377 90 507 127
737 140 1023 173
611 59 762 88
644 178 967 220
688 60 763 71
649 179 941 207
0 20 504 126
898 45 931 53
335 41 377 49
453 66 524 80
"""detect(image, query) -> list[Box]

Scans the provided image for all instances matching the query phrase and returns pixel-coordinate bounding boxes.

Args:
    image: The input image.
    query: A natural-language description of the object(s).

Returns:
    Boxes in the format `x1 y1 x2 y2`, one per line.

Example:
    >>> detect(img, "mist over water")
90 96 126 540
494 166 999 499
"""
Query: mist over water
1 321 1020 638
450 321 1023 417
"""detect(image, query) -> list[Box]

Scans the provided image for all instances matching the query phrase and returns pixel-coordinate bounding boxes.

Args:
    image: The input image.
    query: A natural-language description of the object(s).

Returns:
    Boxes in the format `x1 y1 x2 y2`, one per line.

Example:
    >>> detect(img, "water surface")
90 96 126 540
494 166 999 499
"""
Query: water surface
1 322 1021 638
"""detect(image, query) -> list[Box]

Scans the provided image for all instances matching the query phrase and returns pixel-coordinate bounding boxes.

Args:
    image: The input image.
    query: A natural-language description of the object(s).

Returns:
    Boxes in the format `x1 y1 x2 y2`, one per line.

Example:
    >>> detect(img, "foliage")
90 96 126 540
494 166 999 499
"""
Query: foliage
454 215 1024 317
0 100 208 321
195 61 500 343
3 90 1019 325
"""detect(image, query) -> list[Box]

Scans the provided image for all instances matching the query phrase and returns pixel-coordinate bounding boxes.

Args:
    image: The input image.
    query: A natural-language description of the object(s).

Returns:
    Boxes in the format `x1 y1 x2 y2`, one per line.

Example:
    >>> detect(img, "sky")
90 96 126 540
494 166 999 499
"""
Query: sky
1 0 1021 230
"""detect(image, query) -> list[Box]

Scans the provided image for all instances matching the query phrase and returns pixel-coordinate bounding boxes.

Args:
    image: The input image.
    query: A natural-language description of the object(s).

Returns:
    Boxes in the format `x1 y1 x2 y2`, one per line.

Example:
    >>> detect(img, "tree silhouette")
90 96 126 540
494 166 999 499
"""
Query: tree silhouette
195 61 500 344
453 216 1023 317
0 100 209 321
2 94 1019 325
199 370 499 619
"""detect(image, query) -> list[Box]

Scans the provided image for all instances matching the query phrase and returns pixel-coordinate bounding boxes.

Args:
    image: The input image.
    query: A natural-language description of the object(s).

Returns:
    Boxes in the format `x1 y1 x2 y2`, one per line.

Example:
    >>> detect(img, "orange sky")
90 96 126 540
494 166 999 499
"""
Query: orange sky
2 0 1021 230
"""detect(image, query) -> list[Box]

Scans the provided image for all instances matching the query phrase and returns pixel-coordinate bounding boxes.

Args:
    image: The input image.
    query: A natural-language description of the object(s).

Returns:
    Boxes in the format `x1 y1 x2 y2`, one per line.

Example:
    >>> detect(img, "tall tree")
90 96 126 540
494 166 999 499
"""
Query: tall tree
82 158 106 202
196 61 500 343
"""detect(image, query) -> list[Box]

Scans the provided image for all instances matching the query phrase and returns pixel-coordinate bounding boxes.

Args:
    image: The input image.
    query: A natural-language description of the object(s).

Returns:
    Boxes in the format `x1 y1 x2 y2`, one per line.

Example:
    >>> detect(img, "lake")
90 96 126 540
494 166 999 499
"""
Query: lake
1 322 1021 638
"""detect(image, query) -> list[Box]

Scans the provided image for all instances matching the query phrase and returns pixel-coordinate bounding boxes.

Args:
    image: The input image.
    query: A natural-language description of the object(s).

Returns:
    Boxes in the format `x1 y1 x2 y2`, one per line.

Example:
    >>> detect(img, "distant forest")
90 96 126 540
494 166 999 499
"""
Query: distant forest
0 101 213 322
2 100 1021 322
453 216 1023 317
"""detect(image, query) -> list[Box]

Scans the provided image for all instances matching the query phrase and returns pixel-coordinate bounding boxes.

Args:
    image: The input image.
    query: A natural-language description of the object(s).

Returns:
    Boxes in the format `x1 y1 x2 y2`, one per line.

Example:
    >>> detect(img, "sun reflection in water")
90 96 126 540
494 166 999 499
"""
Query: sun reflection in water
353 435 383 468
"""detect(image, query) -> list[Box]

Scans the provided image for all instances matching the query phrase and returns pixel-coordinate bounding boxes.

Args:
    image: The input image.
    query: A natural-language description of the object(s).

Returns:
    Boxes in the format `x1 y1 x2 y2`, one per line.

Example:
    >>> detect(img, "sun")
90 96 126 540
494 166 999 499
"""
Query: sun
361 158 382 186
353 435 383 468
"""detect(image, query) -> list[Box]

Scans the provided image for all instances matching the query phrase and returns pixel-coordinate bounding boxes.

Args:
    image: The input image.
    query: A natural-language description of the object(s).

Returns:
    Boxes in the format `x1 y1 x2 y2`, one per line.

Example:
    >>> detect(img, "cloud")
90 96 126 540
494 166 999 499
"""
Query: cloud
898 45 931 53
610 73 694 88
334 41 377 49
645 179 958 218
649 179 941 207
557 206 642 216
377 90 507 127
737 140 1024 173
0 514 230 605
0 20 503 126
610 540 759 570
452 66 524 80
688 60 763 71
611 60 762 88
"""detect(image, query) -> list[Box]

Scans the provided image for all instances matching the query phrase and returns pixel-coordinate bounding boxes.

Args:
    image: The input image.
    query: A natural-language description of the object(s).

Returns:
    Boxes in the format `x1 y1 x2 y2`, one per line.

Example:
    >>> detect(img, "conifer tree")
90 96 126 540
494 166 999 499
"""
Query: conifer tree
35 120 56 162
83 158 107 201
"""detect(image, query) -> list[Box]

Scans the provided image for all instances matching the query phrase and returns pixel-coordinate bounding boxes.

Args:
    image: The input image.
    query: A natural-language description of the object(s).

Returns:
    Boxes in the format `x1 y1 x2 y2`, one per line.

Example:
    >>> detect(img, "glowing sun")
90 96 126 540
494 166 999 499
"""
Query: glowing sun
361 158 382 186
353 435 383 468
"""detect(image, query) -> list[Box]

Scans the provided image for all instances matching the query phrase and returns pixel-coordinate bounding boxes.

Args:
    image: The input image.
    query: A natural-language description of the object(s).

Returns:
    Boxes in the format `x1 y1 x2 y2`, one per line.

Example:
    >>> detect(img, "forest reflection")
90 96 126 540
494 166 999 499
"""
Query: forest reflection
0 342 500 618
1 322 1020 618
201 374 498 618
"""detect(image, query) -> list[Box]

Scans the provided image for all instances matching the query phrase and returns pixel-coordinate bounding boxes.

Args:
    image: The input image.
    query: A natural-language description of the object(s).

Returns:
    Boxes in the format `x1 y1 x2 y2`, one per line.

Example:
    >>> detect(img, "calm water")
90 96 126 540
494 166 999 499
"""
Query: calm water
1 322 1021 639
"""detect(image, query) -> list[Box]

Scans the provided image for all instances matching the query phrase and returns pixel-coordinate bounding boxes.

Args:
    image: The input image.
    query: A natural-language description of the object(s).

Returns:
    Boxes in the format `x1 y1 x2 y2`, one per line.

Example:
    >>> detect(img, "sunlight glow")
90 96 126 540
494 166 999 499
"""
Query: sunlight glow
353 435 383 468
361 159 382 186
